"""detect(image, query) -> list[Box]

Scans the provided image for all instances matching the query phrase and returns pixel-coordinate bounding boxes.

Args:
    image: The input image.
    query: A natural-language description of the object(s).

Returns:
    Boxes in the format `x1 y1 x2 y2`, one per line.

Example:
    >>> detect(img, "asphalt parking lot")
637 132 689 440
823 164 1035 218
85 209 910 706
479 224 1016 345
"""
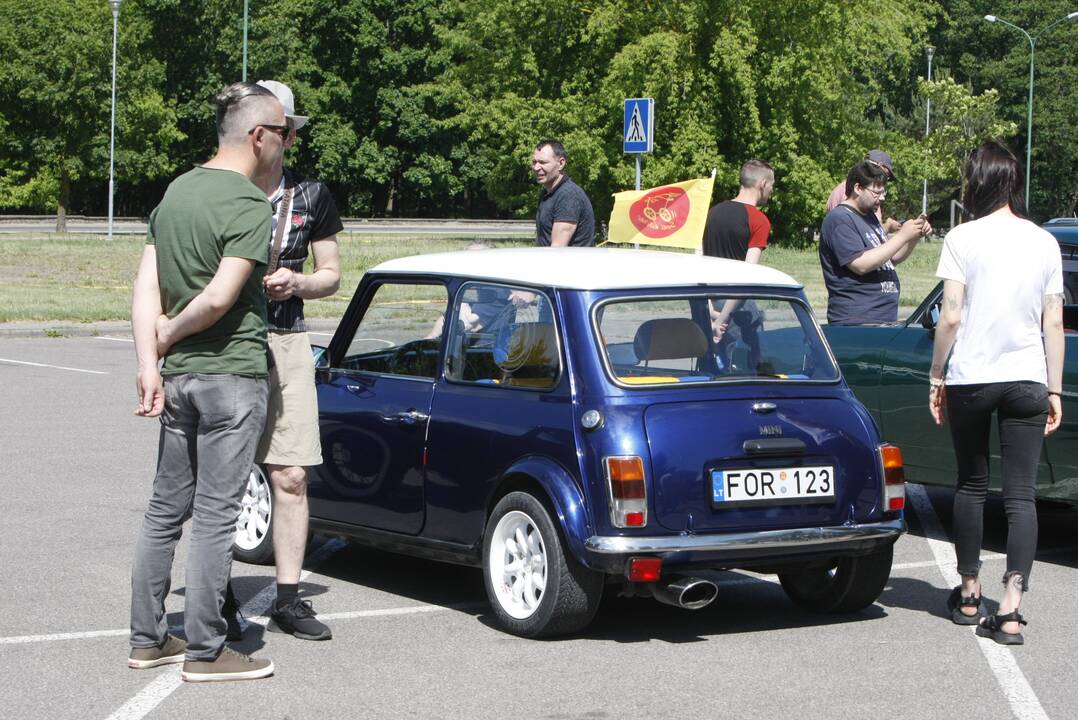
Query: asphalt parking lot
1 331 1076 720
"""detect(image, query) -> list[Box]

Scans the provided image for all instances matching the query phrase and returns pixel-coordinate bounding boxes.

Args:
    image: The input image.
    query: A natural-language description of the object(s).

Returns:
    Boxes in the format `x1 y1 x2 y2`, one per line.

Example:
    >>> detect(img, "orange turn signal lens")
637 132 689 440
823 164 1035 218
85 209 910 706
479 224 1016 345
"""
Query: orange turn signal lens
880 444 905 485
606 456 646 499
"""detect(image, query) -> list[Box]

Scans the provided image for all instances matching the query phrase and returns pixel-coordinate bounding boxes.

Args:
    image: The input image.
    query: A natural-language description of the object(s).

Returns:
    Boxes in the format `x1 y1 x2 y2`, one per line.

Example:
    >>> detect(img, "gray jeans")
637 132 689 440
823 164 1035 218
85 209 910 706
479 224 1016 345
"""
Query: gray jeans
130 373 268 660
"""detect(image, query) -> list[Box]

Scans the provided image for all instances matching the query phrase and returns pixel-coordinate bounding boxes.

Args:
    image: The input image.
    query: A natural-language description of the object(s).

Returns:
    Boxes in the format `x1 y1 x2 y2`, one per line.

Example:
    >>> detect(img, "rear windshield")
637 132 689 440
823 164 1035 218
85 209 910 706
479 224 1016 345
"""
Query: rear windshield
594 295 839 386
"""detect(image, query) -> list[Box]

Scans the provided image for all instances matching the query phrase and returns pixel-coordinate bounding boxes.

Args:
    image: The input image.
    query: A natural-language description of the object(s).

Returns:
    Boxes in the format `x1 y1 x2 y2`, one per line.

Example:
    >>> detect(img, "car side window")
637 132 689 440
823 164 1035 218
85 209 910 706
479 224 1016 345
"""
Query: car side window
335 282 448 378
444 283 559 389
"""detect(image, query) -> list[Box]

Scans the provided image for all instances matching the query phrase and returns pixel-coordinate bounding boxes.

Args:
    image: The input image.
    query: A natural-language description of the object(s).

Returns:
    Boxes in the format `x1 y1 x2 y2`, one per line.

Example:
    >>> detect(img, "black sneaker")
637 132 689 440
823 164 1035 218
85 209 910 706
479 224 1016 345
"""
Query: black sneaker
268 597 332 641
222 583 245 641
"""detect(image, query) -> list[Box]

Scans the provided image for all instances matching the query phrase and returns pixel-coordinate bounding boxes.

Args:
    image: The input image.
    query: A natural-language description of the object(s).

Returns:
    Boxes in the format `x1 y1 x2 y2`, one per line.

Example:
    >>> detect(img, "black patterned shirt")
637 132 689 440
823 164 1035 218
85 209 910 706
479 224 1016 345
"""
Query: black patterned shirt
267 169 344 331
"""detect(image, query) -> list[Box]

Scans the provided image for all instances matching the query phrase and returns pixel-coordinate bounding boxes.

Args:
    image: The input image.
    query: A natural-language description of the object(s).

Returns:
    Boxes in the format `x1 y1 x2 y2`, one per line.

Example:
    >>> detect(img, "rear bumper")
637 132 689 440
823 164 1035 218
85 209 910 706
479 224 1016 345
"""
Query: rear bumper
582 517 905 573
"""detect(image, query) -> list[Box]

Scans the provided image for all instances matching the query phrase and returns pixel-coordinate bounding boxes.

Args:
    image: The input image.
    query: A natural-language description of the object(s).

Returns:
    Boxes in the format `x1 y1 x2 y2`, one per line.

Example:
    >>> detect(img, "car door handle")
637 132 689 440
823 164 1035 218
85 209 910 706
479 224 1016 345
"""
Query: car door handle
743 438 806 455
381 409 430 426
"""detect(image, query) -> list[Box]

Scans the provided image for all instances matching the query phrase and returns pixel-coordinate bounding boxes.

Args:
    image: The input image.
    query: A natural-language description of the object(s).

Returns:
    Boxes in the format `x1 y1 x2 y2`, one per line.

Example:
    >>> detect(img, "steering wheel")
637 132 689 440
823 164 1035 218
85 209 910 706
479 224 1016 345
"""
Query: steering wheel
386 339 439 375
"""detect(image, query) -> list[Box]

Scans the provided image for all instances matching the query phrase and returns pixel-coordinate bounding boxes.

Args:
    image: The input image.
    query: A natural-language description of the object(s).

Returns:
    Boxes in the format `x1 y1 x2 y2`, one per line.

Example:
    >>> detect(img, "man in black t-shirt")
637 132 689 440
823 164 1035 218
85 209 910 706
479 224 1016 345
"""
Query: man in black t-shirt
225 80 343 642
820 160 931 324
532 139 595 246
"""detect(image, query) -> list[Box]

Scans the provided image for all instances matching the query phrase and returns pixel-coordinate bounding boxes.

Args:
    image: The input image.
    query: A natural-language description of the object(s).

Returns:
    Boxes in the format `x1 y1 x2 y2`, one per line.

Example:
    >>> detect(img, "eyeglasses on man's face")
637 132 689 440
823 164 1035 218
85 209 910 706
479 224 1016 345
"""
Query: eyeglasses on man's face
248 123 290 139
861 184 887 199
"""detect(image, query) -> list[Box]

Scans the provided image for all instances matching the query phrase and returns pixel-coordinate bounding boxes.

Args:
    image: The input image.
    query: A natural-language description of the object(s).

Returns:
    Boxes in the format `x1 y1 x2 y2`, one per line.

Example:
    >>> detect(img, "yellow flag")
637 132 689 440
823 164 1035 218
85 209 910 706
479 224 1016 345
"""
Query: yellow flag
607 176 715 249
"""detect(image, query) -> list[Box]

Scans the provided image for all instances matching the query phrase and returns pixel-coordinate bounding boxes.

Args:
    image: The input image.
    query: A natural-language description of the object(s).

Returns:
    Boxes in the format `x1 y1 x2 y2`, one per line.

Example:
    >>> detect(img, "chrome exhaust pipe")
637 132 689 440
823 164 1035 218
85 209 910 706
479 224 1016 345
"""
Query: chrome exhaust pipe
650 577 718 610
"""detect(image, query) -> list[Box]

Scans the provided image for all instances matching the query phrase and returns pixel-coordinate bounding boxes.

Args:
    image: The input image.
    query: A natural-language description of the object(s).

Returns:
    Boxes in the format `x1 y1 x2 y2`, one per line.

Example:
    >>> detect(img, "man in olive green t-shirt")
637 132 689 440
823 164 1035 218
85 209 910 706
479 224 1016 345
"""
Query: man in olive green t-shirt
127 82 287 683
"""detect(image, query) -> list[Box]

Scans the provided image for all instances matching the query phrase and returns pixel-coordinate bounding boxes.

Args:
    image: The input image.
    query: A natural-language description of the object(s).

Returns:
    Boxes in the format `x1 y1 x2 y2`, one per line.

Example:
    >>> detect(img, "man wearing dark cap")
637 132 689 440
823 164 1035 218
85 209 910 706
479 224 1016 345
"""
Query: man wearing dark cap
827 150 902 234
819 158 931 325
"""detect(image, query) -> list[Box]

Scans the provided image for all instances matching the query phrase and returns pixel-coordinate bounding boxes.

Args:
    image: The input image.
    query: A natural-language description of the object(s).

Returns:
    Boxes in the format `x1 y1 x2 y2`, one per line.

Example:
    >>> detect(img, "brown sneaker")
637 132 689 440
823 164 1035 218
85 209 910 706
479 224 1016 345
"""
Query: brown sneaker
129 634 186 669
180 647 274 683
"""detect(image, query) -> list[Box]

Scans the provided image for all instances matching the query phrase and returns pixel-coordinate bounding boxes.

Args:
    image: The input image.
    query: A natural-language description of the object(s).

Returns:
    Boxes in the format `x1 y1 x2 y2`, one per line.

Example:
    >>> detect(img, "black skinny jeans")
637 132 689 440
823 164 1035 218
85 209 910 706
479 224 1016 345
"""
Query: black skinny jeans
946 381 1048 591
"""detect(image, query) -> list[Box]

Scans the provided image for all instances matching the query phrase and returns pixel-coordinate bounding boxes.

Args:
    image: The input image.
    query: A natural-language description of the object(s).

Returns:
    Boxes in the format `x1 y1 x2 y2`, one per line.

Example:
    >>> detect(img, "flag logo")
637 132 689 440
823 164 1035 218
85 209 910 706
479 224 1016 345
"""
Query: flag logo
629 187 690 238
607 175 715 249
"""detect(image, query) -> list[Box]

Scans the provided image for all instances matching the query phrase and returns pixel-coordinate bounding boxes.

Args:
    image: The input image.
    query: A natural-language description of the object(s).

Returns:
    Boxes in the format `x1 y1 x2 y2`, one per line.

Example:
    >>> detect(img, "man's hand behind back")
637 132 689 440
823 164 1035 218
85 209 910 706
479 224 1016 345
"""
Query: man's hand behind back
135 367 165 417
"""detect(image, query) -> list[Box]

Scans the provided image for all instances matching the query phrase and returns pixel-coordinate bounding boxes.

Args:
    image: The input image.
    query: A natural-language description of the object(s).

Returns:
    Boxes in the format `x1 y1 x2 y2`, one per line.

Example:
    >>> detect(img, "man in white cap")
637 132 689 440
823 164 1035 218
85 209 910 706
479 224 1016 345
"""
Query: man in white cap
826 149 902 234
224 79 342 641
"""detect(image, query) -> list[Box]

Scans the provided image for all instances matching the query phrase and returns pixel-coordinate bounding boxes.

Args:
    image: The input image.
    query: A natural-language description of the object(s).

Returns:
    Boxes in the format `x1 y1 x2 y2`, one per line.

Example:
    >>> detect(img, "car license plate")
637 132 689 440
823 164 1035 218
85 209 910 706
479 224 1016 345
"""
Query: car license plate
711 465 835 506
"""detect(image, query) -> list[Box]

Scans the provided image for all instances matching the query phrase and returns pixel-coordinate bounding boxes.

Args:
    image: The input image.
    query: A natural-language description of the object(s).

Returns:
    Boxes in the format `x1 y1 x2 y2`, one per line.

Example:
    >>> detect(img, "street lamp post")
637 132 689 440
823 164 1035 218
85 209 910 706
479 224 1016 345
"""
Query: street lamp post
107 0 122 241
922 45 934 217
242 0 249 81
984 11 1078 210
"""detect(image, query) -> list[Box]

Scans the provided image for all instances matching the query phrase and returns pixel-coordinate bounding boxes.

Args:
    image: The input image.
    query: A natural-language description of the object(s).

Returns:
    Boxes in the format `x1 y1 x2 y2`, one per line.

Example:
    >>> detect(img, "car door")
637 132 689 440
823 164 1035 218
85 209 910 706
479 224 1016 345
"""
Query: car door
882 284 1054 492
422 283 577 545
873 286 958 486
308 279 448 534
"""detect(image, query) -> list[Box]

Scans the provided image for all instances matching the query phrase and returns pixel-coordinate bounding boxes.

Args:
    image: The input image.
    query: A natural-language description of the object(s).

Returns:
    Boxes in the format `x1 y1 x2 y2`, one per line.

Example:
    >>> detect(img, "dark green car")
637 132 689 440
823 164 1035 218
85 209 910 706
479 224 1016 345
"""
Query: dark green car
823 219 1078 503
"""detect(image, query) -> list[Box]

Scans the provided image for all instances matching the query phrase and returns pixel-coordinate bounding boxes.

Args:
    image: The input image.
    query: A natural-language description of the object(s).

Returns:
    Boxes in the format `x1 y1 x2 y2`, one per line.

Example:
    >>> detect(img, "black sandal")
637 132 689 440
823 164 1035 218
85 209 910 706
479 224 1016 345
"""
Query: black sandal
946 585 984 625
976 611 1027 645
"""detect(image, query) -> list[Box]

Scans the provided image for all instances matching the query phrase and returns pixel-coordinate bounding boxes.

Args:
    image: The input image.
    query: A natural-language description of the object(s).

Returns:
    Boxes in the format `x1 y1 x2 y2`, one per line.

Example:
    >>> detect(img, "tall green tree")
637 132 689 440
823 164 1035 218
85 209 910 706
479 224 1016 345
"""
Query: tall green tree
0 0 182 230
437 0 939 243
939 0 1078 219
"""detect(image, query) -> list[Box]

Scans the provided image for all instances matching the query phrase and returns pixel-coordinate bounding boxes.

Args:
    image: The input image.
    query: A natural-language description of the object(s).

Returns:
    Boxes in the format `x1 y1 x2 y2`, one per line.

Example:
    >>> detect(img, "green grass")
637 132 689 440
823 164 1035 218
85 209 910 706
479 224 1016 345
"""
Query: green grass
0 233 942 323
763 240 943 314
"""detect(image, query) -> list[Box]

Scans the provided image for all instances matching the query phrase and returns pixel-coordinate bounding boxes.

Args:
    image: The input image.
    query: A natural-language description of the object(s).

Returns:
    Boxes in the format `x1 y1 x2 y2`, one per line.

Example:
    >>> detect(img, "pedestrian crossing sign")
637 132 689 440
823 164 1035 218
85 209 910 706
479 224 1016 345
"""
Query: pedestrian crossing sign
623 98 654 154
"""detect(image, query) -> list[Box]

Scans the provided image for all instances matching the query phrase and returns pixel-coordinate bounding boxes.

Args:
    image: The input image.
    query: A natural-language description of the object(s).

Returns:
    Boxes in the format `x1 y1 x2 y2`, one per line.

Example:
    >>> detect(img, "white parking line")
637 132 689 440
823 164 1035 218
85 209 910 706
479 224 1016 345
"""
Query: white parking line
906 483 1048 720
0 628 129 645
0 357 108 375
94 336 133 343
104 538 347 720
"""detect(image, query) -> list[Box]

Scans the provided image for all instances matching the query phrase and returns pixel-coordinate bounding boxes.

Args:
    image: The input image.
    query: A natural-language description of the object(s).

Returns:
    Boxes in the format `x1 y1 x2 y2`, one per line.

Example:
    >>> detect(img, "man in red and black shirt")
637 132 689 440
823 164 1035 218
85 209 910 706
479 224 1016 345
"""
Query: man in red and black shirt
702 160 774 368
702 159 774 263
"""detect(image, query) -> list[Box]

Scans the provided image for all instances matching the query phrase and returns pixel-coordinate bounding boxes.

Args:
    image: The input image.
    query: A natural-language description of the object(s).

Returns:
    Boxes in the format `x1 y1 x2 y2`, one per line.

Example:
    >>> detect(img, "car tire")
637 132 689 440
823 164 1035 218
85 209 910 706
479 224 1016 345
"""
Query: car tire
483 491 603 638
233 465 275 565
778 543 894 613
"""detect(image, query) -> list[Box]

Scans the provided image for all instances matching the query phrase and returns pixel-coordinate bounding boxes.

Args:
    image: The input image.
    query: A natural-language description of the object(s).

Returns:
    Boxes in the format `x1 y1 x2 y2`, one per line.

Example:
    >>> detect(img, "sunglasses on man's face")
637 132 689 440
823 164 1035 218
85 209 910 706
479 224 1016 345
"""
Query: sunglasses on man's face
248 124 290 139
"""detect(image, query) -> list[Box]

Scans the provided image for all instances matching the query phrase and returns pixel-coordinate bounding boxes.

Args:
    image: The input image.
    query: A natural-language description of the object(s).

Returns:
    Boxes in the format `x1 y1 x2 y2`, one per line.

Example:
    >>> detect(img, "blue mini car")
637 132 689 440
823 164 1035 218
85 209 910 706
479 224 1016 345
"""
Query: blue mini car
233 247 907 637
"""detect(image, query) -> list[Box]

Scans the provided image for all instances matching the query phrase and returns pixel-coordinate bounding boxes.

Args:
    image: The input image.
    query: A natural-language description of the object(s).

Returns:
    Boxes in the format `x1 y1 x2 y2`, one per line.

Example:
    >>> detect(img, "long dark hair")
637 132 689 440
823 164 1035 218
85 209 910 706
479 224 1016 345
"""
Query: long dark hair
963 141 1025 219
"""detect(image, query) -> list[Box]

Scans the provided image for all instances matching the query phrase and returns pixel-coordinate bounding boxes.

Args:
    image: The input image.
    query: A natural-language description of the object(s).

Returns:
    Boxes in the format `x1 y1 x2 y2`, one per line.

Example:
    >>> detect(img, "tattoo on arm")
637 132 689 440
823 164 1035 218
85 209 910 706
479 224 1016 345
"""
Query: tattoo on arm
1044 293 1064 310
944 292 961 312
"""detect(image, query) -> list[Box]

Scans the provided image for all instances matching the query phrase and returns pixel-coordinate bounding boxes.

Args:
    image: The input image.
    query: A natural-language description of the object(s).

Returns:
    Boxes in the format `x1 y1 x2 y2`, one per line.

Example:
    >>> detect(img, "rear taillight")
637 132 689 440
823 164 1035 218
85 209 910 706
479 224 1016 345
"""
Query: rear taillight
605 456 647 528
879 444 905 512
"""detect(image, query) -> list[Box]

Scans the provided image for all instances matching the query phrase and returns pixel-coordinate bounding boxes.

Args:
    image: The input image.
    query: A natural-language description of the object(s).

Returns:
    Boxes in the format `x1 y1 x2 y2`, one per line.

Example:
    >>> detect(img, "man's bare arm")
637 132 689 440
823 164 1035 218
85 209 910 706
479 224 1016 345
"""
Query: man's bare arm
550 221 577 247
847 217 927 275
131 245 165 417
264 235 341 301
156 256 258 354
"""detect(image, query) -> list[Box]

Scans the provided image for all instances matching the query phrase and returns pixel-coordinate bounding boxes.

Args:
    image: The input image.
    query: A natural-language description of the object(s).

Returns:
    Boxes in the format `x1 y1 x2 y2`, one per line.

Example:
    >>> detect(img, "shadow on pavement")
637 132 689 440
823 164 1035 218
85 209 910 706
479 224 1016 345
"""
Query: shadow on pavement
903 484 1078 572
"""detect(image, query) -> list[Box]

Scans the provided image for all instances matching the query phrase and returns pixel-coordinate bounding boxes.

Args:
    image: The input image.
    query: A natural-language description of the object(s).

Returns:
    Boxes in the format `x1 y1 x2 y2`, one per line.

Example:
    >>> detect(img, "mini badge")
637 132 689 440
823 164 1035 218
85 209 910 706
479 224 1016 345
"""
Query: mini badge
291 212 305 229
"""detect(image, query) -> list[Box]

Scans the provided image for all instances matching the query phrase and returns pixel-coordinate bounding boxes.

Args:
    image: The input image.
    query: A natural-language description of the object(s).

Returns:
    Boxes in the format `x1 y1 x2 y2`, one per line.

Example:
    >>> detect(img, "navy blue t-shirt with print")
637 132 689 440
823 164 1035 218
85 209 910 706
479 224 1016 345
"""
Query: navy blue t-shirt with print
819 204 900 325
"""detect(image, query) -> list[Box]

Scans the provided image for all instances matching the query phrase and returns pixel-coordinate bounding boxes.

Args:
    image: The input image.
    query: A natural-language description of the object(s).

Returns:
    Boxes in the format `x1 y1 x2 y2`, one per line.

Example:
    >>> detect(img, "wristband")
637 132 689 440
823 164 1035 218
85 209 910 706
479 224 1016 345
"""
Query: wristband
1047 390 1061 397
929 377 944 388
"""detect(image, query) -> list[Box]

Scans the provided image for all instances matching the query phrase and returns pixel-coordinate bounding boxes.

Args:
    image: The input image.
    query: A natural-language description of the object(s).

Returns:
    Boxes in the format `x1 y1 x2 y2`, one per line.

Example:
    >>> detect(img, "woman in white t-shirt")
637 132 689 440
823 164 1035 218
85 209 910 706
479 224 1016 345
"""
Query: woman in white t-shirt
928 141 1065 646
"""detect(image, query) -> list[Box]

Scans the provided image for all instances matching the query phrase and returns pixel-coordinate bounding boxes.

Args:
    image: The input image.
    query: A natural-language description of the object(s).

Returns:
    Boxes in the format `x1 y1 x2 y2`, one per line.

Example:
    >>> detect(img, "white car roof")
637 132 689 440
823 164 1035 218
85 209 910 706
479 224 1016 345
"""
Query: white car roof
370 247 801 290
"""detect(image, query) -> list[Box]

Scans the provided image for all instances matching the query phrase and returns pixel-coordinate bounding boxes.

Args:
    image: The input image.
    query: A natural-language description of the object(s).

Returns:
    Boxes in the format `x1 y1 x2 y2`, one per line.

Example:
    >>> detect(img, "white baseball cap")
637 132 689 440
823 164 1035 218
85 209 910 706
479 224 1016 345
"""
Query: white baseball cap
256 80 308 130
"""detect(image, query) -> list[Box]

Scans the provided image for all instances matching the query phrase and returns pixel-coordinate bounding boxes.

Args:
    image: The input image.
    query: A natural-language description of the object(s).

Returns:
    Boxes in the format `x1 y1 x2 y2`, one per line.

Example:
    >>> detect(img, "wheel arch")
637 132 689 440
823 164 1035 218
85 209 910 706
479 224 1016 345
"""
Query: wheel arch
486 456 594 568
